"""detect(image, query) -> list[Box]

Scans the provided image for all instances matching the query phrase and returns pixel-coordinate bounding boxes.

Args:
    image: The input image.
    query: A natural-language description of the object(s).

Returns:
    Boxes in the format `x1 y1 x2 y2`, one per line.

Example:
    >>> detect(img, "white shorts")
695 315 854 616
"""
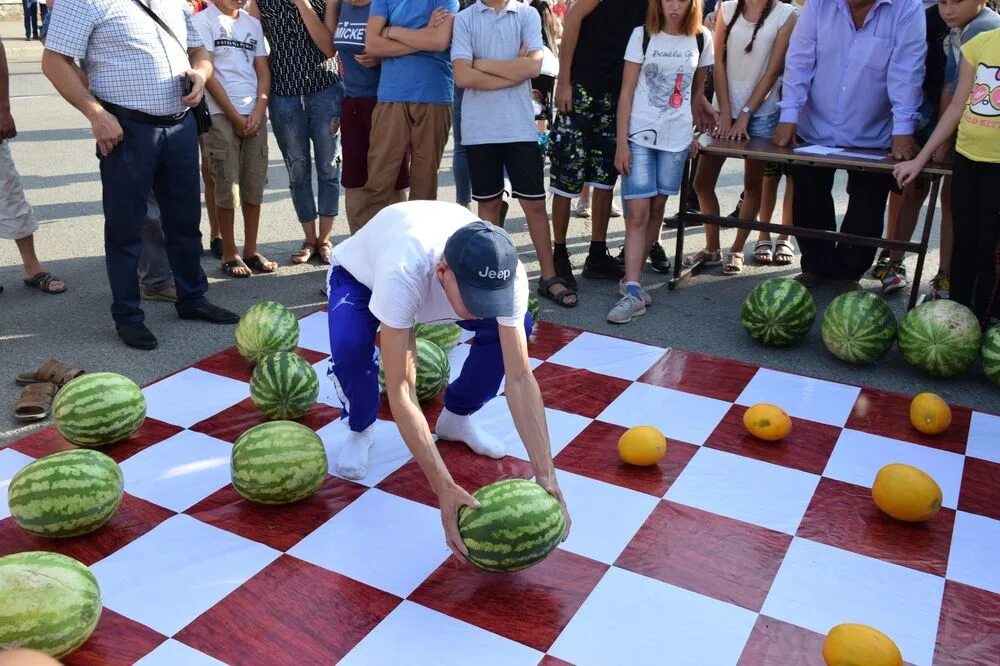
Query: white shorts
0 141 39 240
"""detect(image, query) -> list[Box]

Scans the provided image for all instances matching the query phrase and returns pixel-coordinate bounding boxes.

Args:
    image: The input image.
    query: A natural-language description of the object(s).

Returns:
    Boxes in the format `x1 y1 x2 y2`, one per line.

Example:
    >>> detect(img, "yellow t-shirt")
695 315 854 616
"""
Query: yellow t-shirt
957 28 1000 163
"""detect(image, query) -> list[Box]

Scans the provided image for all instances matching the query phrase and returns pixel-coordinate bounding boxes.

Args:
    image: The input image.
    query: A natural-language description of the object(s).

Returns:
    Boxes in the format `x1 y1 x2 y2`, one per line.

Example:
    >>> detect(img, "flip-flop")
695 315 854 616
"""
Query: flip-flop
245 254 277 273
221 259 252 278
23 272 67 294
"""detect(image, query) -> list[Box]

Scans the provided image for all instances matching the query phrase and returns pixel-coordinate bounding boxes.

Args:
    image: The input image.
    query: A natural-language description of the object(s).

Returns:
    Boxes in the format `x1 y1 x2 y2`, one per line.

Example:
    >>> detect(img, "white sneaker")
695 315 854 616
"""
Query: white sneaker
618 281 652 306
607 294 646 324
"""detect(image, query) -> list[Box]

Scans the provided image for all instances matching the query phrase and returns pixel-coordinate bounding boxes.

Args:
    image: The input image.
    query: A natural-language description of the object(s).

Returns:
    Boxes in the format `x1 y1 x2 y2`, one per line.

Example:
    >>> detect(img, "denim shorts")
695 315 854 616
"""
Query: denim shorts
621 142 687 200
748 111 780 140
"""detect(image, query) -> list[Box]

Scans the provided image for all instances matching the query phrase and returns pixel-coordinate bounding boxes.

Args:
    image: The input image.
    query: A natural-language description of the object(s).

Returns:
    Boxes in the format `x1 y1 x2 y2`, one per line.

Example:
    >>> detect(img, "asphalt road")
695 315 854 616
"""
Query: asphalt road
2 33 997 445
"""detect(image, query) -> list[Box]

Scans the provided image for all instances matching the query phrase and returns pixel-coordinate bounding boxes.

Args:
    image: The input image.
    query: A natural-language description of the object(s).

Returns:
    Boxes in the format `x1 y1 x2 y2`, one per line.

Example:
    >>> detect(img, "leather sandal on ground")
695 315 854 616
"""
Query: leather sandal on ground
23 271 66 294
14 382 57 422
221 258 252 278
682 249 723 268
752 240 773 264
245 254 277 273
723 252 745 275
291 243 315 264
537 276 578 308
318 241 334 265
774 239 795 266
16 358 85 387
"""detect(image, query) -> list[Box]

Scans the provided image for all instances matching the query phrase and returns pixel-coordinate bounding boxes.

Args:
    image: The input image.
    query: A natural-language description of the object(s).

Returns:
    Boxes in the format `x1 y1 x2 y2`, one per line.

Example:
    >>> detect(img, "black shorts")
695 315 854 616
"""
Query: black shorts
466 141 546 202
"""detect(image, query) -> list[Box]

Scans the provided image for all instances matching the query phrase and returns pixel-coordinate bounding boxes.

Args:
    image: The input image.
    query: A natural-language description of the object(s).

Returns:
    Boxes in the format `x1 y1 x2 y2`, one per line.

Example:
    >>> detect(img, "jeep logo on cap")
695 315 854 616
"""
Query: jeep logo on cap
478 267 511 281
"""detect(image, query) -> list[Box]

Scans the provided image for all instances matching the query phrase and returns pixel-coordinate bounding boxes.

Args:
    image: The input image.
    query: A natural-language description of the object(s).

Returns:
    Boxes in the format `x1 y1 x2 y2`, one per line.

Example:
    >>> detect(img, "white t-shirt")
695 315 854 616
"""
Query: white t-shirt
624 26 715 152
193 5 268 116
718 0 795 119
329 201 530 330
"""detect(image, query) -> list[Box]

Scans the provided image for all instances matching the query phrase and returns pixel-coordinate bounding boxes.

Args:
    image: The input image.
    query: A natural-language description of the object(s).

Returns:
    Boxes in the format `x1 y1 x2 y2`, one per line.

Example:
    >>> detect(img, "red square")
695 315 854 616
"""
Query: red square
796 477 955 577
193 346 330 383
175 555 401 665
934 580 1000 665
0 494 175 565
190 397 341 444
410 548 609 652
615 500 792 612
846 388 970 455
376 392 445 426
64 608 166 666
530 362 631 419
704 405 841 475
538 657 575 666
737 616 826 666
9 418 183 463
957 457 1000 522
553 420 699 496
378 440 534 508
528 322 583 361
639 349 758 402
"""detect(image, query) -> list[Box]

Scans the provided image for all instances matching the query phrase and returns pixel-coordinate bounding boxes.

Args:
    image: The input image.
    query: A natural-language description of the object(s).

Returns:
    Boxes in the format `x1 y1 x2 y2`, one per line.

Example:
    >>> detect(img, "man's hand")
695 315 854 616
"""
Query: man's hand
890 134 918 161
438 483 481 561
427 6 449 28
182 69 206 108
772 122 798 147
0 108 15 140
90 108 124 157
555 79 572 113
245 107 267 137
354 51 380 68
536 473 571 542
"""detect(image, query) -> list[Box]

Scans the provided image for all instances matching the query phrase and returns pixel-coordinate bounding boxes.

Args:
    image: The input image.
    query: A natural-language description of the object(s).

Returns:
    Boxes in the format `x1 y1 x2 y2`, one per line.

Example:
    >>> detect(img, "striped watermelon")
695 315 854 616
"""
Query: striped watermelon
52 373 146 447
980 325 1000 387
898 300 981 377
250 351 319 420
236 301 299 365
231 421 329 504
0 551 102 658
8 450 124 538
414 323 463 353
458 479 566 572
821 292 898 364
741 278 816 347
378 337 451 402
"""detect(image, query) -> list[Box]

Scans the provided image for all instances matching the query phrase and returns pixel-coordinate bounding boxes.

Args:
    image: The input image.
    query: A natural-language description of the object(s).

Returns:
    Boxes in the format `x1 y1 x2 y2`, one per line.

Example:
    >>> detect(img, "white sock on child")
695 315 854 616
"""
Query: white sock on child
436 408 505 459
335 425 375 480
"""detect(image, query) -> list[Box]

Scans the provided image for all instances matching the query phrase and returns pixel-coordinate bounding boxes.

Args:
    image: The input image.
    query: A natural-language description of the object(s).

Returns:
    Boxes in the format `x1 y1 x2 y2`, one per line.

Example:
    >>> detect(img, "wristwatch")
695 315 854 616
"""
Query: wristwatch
741 105 752 116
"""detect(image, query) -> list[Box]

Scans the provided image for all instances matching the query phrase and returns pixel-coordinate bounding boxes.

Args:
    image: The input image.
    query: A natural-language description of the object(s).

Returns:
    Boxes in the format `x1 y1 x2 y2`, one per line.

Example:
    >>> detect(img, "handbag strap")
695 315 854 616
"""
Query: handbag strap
128 0 189 56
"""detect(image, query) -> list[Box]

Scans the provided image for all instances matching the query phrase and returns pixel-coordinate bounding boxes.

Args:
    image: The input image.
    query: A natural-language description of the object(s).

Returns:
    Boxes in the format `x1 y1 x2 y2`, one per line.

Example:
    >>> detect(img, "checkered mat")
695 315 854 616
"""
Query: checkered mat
2 313 999 665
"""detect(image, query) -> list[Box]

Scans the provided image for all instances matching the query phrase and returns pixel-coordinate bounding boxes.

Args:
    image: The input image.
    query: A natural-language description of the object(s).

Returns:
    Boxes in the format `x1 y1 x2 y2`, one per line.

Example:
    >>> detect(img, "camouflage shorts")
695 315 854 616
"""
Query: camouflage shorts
547 84 618 196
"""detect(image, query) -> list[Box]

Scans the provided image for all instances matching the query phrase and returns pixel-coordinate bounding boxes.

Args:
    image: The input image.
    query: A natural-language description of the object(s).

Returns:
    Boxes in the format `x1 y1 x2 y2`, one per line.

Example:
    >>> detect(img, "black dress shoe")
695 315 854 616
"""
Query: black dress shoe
117 322 158 350
178 301 240 324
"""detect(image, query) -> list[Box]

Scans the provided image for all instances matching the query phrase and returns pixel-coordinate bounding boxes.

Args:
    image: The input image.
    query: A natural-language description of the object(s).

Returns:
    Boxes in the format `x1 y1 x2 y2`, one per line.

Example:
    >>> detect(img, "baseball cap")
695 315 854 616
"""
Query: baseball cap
444 221 518 319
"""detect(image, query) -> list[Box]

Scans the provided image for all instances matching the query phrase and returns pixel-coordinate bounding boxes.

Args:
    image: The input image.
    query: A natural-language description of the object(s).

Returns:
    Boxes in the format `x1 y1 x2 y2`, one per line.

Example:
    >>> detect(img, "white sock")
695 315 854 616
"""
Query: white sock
336 425 375 480
435 408 505 459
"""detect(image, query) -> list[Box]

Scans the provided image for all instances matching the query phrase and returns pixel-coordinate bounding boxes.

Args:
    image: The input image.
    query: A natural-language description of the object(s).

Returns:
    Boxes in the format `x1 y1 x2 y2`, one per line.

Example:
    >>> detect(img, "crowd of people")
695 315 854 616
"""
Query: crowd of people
2 0 999 339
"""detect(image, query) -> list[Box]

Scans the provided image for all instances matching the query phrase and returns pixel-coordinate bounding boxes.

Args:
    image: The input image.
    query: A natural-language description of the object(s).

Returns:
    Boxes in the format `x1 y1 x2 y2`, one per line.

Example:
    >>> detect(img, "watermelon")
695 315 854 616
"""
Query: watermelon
821 292 898 364
378 337 451 402
0 551 102 658
983 325 1000 387
458 479 566 572
52 372 146 447
414 323 463 353
235 301 299 364
741 278 816 346
7 450 124 538
250 351 319 420
231 421 329 504
898 300 981 377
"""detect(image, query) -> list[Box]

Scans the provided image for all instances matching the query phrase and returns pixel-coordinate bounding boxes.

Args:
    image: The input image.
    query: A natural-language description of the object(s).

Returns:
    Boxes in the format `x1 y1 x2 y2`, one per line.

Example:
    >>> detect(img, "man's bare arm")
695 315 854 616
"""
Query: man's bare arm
453 59 517 90
365 15 418 57
42 49 122 156
473 49 542 83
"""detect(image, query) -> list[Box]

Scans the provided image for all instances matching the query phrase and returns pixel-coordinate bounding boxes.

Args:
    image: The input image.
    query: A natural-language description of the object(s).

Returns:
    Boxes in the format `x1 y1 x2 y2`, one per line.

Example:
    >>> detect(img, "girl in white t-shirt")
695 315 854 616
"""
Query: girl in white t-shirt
689 0 797 274
610 0 714 324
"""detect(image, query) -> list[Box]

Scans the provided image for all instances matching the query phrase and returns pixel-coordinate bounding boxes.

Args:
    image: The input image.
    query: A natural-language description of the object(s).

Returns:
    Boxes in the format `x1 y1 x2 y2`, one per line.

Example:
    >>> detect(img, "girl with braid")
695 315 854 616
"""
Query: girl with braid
687 0 797 274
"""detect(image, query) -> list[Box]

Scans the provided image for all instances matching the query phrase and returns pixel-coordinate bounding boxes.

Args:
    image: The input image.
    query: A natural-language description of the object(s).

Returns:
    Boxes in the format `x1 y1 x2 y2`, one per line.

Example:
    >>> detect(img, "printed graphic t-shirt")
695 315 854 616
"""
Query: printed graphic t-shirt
957 28 1000 163
623 26 715 152
335 0 380 98
194 5 268 115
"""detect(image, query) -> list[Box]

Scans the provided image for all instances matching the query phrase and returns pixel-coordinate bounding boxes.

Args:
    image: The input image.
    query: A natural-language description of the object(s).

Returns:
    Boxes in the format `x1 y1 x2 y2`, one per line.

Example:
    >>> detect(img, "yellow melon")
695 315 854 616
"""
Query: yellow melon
822 623 902 666
743 403 792 441
909 392 951 435
618 426 667 466
872 463 942 522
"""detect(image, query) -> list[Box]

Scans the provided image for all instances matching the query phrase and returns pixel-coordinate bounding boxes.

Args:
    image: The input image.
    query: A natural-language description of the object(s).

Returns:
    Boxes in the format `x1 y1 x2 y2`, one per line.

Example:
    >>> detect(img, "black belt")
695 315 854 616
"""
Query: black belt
98 99 187 127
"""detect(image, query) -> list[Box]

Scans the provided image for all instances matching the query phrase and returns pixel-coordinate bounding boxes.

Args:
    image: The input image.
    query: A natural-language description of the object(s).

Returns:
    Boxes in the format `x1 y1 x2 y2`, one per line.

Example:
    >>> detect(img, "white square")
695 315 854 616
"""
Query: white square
90 514 280 636
497 357 544 395
447 342 472 384
135 640 227 666
467 398 591 461
316 419 412 487
119 430 233 512
296 310 330 353
598 382 731 446
545 332 666 381
736 369 860 427
549 567 757 666
142 368 250 428
947 511 1000 595
666 447 820 534
761 538 945 666
966 412 1000 464
823 429 965 509
312 357 341 408
340 601 542 666
0 448 35 520
555 470 659 564
288 489 449 597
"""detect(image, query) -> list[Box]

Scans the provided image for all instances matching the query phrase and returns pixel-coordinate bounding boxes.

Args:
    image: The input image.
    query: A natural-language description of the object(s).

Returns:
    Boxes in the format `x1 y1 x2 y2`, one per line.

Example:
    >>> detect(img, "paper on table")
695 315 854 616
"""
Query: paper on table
793 145 843 156
835 150 888 161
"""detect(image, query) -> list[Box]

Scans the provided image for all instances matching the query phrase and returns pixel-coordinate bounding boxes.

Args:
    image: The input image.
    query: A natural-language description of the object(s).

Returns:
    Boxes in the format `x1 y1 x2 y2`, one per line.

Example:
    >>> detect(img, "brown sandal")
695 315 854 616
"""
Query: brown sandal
14 382 57 422
318 241 334 265
291 243 315 265
16 358 85 387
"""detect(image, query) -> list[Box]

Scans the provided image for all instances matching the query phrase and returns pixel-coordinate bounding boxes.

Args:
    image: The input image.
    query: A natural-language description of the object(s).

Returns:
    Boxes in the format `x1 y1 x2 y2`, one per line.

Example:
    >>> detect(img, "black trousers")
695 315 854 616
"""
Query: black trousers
790 165 893 281
949 153 1000 323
